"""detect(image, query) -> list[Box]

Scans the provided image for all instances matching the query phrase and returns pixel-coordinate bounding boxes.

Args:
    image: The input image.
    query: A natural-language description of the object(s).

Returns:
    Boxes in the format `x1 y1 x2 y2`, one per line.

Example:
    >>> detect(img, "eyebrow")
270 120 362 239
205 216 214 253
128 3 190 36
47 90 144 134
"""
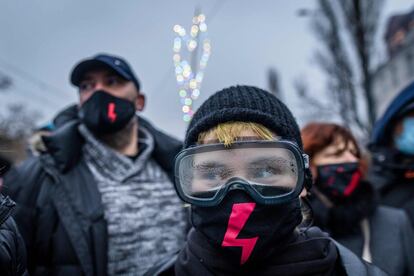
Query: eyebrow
194 161 226 170
249 156 297 175
80 70 124 82
249 156 289 166
79 75 94 82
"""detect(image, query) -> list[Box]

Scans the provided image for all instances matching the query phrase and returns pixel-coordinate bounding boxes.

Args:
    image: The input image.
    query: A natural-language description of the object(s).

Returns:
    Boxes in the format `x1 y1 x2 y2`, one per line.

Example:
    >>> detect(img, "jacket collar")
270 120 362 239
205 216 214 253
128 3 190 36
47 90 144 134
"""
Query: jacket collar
42 111 182 176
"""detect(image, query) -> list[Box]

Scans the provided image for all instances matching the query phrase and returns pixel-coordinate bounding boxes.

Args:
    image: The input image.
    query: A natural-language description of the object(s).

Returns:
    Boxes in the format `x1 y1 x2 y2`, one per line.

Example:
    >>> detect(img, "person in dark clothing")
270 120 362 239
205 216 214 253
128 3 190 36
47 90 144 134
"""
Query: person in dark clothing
3 53 187 276
0 156 28 276
369 81 414 227
146 85 386 276
302 122 414 276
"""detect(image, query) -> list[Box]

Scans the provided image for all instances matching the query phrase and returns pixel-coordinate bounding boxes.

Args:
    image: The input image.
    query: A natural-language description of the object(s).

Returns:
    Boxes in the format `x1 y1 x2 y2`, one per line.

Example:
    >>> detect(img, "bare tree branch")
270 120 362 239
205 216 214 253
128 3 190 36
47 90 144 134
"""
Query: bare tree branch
296 0 382 136
293 77 336 122
0 103 42 139
339 0 384 130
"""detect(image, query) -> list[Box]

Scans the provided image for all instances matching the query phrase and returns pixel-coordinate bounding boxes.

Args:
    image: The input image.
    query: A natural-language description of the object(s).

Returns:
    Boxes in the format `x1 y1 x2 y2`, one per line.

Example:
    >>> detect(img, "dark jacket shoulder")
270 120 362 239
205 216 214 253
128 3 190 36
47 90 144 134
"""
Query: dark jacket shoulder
371 206 409 225
0 195 28 276
369 206 414 275
335 242 387 276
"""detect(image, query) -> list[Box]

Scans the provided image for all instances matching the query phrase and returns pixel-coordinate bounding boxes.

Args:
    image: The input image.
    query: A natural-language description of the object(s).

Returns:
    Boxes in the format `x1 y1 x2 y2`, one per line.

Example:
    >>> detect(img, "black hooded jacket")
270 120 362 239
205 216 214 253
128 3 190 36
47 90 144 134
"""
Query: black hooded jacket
3 105 184 276
369 81 414 227
0 194 28 276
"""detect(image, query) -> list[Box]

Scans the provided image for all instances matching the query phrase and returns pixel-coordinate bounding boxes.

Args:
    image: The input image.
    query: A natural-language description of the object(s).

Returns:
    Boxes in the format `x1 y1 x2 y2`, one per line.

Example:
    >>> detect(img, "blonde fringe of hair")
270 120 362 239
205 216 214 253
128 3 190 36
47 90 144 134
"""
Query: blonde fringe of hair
197 121 274 146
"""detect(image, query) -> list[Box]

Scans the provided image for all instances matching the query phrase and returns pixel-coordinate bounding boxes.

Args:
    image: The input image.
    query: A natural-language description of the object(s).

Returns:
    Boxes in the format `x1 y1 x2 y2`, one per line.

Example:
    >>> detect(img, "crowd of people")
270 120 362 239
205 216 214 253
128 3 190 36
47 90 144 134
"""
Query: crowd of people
0 53 414 275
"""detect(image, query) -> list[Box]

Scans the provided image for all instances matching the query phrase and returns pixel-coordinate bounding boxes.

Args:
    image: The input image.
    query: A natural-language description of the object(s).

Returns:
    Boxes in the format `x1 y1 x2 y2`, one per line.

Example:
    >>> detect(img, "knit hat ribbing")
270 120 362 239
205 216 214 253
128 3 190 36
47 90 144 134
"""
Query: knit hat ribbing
184 85 302 149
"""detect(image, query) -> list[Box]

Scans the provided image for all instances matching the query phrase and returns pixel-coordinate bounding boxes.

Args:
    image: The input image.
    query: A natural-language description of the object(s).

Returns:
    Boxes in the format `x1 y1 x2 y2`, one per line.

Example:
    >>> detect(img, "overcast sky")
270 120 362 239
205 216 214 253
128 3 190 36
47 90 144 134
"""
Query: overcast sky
1 0 413 138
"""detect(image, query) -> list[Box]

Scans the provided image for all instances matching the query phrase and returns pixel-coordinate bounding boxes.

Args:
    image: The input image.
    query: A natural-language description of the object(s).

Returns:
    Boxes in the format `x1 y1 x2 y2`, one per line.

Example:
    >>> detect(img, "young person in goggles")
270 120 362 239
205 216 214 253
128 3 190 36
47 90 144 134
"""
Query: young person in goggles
302 122 414 276
146 85 385 276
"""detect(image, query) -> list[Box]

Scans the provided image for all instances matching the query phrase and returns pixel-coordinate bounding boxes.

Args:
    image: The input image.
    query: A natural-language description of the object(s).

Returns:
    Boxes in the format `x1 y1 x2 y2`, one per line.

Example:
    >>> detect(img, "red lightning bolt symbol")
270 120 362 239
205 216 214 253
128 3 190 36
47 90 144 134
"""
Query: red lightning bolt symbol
221 202 258 265
107 103 117 123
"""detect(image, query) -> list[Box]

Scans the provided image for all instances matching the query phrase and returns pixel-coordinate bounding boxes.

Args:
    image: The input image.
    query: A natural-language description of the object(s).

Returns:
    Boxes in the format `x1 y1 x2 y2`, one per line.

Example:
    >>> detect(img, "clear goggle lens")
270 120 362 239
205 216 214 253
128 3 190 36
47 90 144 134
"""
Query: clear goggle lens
177 146 299 200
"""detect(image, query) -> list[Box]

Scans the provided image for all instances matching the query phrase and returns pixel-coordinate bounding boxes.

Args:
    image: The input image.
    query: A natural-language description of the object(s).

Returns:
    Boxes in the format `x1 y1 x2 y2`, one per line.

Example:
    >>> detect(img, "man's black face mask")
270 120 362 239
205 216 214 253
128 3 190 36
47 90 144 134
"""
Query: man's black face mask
79 90 136 135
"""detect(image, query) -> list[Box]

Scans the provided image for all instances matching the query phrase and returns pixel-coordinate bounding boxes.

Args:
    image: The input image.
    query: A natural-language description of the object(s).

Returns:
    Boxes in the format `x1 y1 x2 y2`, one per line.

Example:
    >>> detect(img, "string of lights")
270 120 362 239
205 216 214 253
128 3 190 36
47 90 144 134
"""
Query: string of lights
173 12 211 122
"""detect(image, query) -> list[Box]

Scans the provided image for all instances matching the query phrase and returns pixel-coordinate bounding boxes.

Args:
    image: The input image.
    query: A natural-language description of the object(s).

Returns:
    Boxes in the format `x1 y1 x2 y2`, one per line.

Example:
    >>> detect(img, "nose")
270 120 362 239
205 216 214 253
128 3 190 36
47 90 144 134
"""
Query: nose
94 81 105 91
341 151 358 163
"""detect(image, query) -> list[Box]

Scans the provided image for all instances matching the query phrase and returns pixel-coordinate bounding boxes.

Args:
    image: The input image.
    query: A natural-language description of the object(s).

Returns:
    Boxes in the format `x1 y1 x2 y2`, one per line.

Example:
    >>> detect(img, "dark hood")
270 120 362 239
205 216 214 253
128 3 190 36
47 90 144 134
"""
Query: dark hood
371 81 414 147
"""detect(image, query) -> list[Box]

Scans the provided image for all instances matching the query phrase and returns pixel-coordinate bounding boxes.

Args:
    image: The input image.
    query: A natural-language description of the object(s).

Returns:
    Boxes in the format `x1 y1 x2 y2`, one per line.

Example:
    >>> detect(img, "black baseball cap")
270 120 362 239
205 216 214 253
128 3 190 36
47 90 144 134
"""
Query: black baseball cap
70 53 141 91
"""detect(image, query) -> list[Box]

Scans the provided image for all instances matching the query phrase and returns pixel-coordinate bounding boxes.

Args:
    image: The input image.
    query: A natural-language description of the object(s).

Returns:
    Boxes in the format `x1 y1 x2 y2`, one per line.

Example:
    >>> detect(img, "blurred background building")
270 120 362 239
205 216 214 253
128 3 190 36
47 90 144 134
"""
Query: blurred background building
373 7 414 116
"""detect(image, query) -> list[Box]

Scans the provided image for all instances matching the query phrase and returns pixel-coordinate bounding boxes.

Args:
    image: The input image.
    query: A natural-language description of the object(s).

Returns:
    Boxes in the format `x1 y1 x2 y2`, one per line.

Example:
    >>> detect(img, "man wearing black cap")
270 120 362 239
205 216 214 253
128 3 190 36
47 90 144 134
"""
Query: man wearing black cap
4 54 187 276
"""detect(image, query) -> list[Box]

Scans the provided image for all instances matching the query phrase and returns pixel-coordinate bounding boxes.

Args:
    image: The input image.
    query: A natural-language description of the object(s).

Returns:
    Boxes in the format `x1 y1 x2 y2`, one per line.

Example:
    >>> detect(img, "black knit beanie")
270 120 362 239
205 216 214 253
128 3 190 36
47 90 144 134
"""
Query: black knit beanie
184 85 303 149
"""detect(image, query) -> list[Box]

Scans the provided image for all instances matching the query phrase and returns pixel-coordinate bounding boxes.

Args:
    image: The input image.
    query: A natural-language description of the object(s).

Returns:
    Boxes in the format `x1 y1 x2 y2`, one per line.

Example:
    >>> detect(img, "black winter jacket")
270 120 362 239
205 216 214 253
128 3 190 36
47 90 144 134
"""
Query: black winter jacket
3 114 184 276
310 191 414 275
369 81 414 227
145 227 387 276
0 194 28 276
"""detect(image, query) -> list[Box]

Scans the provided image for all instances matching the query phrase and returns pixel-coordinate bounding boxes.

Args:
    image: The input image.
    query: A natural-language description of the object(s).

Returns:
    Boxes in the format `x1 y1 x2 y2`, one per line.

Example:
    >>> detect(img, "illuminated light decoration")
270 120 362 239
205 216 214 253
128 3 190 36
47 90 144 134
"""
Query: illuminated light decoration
185 98 192 105
199 23 207 32
191 25 199 37
182 105 190 113
175 66 183 75
173 25 181 33
191 89 200 100
176 75 184 83
196 72 204 82
183 114 192 122
189 79 197 89
179 89 187 97
198 14 206 23
187 40 198 51
173 11 211 122
173 54 181 63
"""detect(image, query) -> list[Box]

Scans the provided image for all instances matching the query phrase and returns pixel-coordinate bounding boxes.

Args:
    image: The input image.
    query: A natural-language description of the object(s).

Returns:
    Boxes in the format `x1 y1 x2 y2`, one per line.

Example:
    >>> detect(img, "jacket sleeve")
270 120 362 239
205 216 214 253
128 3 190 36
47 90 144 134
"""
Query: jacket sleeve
0 217 29 276
335 241 388 276
2 157 46 273
399 210 414 276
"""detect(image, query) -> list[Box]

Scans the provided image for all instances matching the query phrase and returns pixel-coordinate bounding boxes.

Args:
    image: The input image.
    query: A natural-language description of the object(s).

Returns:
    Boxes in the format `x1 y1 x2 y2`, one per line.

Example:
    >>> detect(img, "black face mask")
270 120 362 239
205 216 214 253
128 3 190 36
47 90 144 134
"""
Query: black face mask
315 162 362 201
191 190 302 265
79 90 136 134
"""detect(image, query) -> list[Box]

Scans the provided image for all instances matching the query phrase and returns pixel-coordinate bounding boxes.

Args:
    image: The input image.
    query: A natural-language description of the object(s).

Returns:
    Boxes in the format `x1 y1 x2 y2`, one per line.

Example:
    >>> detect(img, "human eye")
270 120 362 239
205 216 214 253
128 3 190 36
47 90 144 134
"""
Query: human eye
194 164 232 189
250 165 281 179
106 75 124 86
200 169 221 181
79 81 94 92
201 167 232 181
